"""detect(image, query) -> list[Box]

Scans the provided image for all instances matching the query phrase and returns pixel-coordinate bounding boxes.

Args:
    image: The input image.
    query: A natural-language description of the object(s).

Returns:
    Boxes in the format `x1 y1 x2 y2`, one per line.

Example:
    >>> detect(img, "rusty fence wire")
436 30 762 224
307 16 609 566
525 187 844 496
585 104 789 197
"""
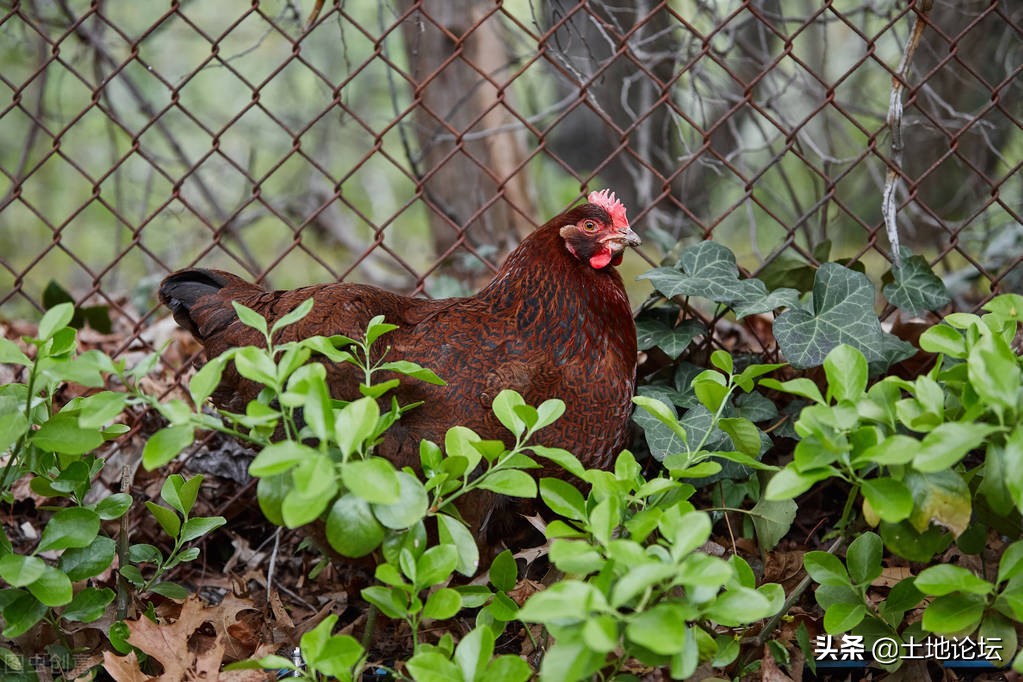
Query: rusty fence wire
1 0 1020 351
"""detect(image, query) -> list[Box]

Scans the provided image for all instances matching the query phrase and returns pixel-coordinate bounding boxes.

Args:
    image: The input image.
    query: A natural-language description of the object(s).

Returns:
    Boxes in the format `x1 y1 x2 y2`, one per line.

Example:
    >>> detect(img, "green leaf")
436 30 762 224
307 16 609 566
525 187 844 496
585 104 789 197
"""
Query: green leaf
919 324 966 358
529 445 587 480
883 251 951 316
632 395 688 458
921 593 986 634
270 298 314 336
76 390 128 429
846 532 882 586
0 554 46 587
639 241 768 306
233 346 277 386
636 318 703 359
912 422 998 473
516 580 607 623
145 501 181 538
704 586 774 626
538 639 604 682
692 370 728 412
325 493 384 558
416 544 459 588
423 588 462 620
579 613 618 654
822 602 867 634
0 337 32 366
626 604 692 655
437 514 479 576
764 466 838 500
38 302 75 341
477 470 536 498
283 454 337 526
142 425 194 470
61 586 115 623
454 623 494 682
485 654 532 682
750 497 796 552
759 377 825 405
372 471 428 529
59 536 116 581
804 551 851 587
300 615 364 677
732 287 802 319
405 651 462 682
231 302 268 335
668 511 711 561
611 563 679 607
1 591 47 638
999 541 1023 584
149 581 190 600
774 264 885 368
95 493 132 521
30 413 105 455
27 564 73 606
249 441 318 477
0 411 29 455
37 507 100 552
342 457 401 505
180 516 226 543
860 477 913 523
915 565 993 596
823 344 868 402
489 549 517 593
377 359 446 385
969 325 1021 414
188 355 226 407
550 540 605 576
492 390 527 438
539 478 586 521
335 397 380 458
717 417 762 457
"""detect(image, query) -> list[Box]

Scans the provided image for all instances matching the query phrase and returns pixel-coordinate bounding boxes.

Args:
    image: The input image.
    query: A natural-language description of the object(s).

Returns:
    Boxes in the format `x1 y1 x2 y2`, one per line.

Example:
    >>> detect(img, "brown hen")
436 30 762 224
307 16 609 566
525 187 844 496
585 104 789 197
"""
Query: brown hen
160 190 640 543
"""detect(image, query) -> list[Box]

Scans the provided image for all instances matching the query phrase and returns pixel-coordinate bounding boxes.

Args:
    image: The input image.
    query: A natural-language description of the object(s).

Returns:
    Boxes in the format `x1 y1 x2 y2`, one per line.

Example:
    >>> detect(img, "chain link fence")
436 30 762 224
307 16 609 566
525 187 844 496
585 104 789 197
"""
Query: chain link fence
1 0 1020 348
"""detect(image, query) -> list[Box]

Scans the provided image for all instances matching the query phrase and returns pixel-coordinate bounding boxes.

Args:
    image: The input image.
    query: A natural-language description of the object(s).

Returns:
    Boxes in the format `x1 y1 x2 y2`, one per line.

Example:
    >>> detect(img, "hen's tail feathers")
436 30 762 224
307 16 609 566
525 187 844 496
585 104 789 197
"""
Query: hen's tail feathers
159 269 235 338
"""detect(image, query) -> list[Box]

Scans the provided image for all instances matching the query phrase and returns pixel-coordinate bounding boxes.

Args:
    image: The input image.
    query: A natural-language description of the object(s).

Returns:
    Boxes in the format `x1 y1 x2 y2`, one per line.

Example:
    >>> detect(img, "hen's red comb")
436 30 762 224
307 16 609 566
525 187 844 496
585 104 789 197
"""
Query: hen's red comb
587 189 629 229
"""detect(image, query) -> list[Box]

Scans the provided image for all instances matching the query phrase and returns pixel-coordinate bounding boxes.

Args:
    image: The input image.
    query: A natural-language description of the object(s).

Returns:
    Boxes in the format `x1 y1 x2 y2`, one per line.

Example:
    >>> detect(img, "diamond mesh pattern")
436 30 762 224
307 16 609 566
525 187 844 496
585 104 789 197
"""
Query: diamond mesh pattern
1 0 1019 341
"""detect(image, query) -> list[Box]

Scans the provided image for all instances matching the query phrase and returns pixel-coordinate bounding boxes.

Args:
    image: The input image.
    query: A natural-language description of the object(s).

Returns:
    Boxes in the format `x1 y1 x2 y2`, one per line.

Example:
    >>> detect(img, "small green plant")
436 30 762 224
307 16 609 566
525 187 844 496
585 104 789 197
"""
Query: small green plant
516 447 783 680
119 474 225 600
764 294 1023 558
0 303 129 639
0 302 226 670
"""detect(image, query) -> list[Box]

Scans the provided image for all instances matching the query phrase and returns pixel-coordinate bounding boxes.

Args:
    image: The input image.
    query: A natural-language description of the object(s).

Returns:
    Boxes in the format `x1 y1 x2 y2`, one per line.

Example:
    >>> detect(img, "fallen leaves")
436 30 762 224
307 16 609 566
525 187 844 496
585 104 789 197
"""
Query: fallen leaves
102 595 273 681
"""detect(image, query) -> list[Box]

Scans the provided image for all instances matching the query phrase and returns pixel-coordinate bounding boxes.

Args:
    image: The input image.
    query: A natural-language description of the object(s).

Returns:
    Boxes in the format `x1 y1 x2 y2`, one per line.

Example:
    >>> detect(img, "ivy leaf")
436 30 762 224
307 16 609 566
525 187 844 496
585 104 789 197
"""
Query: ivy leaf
750 497 796 552
774 263 885 368
636 318 703 359
883 251 951 315
731 287 802 319
640 241 766 306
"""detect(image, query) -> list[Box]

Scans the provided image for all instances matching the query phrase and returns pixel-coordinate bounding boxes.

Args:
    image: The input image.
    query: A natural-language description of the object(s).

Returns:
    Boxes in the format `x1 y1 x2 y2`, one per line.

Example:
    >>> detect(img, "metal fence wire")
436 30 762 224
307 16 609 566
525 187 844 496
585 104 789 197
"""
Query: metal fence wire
1 1 1021 351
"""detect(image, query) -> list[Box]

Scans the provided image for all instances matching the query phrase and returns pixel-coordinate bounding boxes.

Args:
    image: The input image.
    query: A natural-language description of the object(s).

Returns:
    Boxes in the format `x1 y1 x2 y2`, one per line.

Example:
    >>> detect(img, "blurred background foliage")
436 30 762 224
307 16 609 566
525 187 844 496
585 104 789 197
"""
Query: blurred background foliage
0 0 1019 327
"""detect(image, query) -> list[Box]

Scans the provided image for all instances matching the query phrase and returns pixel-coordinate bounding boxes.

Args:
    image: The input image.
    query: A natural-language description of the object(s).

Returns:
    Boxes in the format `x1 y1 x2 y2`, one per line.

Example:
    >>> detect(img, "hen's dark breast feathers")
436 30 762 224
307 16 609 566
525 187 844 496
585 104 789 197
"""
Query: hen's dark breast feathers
160 212 637 538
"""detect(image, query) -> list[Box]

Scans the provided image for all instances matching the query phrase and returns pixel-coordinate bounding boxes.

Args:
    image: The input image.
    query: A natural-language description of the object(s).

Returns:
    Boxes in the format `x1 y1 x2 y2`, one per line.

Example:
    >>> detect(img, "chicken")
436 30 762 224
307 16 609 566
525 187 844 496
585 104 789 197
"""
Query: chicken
160 190 640 540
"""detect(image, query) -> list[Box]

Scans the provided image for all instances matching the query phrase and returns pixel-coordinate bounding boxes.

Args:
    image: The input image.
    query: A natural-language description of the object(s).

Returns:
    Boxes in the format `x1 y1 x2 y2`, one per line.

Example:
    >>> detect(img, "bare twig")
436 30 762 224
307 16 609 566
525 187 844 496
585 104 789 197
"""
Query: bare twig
882 0 933 268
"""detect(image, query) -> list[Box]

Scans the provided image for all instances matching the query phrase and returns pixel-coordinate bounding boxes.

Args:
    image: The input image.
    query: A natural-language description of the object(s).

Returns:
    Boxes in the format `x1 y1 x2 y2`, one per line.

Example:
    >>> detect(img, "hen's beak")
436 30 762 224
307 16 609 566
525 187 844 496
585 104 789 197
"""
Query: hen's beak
601 226 642 250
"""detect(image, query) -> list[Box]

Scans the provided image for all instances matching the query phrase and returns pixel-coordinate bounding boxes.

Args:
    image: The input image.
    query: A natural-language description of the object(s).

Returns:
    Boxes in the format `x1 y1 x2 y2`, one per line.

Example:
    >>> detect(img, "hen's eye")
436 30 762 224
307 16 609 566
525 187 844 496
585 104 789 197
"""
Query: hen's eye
583 221 596 231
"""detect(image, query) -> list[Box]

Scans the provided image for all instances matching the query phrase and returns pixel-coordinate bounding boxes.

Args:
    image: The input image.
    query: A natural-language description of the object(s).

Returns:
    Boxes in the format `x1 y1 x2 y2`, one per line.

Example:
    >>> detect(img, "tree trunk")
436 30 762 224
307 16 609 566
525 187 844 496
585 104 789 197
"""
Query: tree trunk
399 0 535 282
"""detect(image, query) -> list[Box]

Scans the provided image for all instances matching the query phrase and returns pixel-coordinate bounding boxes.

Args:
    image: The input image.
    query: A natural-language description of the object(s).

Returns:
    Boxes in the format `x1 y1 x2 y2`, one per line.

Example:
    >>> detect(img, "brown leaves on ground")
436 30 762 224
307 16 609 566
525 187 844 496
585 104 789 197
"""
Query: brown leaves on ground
102 595 274 681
